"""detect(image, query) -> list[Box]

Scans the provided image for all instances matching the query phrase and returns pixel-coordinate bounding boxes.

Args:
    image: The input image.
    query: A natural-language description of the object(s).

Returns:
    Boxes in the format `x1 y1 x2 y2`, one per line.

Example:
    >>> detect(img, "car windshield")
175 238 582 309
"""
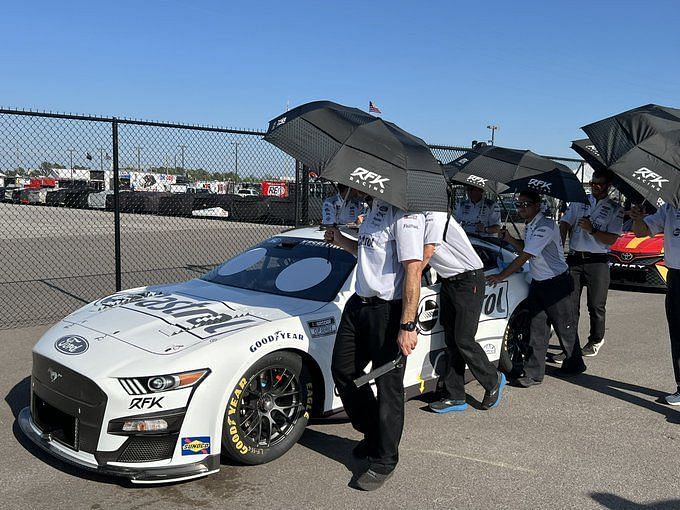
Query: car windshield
202 236 357 302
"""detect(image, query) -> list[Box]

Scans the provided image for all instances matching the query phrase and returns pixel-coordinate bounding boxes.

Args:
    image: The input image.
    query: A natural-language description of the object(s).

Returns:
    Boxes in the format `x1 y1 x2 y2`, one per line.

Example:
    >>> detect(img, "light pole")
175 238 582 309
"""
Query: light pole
68 148 75 180
231 141 240 184
486 124 499 145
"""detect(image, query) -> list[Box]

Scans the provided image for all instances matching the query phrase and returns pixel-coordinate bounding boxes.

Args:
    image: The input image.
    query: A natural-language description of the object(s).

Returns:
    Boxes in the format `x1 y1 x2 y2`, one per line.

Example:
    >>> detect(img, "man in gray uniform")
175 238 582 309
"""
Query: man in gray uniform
630 203 680 405
487 190 586 387
324 199 425 491
423 211 506 412
454 185 502 237
559 169 624 358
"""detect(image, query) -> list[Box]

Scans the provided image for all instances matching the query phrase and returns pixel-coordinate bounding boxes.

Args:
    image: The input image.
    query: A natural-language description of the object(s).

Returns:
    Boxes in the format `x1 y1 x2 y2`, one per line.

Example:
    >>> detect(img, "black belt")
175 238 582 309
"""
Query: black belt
442 268 484 282
357 295 391 305
568 251 609 263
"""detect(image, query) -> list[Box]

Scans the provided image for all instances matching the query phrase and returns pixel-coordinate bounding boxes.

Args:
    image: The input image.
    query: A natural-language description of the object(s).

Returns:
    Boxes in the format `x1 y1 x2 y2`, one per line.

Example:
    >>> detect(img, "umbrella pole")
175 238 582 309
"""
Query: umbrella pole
491 189 521 238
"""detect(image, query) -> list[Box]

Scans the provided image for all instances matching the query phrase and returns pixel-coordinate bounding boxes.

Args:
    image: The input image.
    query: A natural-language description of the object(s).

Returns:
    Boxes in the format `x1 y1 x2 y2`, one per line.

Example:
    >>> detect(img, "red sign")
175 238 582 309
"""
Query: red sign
261 181 288 198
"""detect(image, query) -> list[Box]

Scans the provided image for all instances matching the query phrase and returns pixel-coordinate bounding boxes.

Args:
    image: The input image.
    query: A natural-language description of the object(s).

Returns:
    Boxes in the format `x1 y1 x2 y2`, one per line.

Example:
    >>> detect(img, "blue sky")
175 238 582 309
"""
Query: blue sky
2 0 678 157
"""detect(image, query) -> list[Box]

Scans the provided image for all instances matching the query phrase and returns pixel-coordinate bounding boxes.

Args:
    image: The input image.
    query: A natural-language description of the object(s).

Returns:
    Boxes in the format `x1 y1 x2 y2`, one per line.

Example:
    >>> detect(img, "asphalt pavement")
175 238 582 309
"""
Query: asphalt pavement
1 289 679 509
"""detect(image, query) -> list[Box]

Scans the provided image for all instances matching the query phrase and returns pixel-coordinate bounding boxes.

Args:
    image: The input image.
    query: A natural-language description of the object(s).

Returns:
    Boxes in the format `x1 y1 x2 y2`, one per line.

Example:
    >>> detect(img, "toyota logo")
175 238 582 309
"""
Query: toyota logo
620 252 634 262
54 335 89 355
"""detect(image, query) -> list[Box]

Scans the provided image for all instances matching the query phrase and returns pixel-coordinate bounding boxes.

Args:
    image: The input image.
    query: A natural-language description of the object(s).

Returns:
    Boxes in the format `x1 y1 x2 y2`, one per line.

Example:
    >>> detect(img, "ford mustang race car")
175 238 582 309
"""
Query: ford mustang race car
19 227 530 484
609 231 667 291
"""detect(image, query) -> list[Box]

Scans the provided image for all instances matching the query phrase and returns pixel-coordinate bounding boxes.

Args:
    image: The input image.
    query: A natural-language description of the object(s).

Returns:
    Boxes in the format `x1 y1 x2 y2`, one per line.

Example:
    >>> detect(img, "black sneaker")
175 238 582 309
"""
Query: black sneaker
481 372 506 410
350 468 394 491
513 376 542 388
428 398 468 413
582 339 604 357
546 352 566 365
554 362 587 377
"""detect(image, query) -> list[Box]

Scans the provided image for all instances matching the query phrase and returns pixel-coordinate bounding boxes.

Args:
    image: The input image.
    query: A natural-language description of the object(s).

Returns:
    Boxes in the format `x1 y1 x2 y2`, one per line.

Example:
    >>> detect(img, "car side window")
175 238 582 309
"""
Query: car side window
474 246 499 271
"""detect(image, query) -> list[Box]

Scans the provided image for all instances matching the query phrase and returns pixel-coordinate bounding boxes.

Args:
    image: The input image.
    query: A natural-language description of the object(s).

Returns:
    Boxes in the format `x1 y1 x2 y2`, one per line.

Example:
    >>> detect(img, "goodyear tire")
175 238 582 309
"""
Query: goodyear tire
500 303 530 378
221 351 313 465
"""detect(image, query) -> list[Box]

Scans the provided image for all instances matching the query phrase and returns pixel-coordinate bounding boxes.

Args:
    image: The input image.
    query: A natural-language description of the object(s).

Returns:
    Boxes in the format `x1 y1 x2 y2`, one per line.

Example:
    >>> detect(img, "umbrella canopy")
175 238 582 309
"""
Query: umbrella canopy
571 138 645 204
582 104 680 207
443 167 510 195
446 145 587 202
264 101 448 212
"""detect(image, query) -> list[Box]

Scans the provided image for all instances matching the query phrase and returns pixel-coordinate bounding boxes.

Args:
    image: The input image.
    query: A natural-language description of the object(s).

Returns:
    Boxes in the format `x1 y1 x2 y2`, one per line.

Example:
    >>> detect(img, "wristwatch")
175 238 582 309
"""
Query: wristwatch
400 321 417 331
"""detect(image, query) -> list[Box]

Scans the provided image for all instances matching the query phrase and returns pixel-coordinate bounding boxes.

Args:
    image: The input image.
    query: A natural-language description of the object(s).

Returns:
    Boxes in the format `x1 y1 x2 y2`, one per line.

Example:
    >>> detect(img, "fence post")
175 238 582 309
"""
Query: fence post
112 118 122 292
294 160 301 227
301 164 309 225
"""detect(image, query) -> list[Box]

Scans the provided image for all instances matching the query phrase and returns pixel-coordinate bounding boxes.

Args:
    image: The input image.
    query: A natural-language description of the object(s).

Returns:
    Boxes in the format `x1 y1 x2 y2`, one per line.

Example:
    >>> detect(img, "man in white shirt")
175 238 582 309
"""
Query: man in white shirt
324 198 424 491
322 184 366 225
559 169 624 358
630 202 680 405
487 190 586 387
454 185 502 238
422 212 506 412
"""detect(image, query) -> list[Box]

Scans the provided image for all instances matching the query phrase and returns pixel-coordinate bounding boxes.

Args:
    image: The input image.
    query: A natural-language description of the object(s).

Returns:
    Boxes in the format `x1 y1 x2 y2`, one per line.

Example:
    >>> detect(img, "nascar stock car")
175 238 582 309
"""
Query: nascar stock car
19 226 530 484
609 227 667 291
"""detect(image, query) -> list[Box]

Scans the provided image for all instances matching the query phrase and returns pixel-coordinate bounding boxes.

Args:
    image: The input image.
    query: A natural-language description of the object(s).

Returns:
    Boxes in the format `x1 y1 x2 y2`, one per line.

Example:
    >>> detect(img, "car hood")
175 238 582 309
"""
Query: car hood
610 232 664 255
64 279 325 355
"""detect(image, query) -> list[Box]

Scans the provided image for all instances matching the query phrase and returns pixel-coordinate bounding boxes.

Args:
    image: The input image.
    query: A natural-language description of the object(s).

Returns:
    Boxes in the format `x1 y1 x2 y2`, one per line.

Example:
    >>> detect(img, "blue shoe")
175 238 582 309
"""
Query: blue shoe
429 398 468 413
481 372 506 410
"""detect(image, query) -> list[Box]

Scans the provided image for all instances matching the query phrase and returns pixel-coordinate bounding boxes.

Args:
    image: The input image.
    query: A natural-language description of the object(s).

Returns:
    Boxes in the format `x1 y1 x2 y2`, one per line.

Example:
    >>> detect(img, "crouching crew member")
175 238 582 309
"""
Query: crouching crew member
324 199 424 491
559 169 624 359
454 185 502 237
630 203 680 405
423 211 506 412
487 190 586 387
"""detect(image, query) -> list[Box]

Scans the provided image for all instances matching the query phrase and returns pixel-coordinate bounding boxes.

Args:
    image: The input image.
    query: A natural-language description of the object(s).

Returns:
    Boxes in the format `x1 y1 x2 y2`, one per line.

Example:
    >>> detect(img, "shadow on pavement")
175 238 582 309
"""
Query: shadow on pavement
545 368 680 424
297 428 364 476
591 492 680 509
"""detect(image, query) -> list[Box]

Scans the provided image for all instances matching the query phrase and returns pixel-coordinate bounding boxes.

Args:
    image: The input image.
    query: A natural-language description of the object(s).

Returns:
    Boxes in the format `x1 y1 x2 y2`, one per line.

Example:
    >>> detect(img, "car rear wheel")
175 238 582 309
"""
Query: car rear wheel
221 351 313 465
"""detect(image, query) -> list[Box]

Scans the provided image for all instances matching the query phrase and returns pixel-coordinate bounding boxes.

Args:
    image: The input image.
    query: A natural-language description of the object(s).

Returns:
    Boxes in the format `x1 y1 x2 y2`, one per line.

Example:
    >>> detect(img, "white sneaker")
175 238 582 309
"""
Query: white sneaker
664 391 680 406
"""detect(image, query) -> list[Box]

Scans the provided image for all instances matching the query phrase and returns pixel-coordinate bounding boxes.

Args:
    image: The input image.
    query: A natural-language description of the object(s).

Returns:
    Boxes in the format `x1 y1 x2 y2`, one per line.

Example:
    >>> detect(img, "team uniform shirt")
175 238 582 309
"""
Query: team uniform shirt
644 204 680 269
423 212 483 278
322 194 366 225
560 195 624 253
524 212 568 281
355 200 425 300
454 199 502 237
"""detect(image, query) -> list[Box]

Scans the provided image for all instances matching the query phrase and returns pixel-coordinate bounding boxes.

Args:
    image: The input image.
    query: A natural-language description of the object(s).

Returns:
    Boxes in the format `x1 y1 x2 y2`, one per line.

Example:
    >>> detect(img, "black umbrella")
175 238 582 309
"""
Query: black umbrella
446 145 588 202
582 104 680 207
264 101 448 212
444 168 509 194
571 138 646 204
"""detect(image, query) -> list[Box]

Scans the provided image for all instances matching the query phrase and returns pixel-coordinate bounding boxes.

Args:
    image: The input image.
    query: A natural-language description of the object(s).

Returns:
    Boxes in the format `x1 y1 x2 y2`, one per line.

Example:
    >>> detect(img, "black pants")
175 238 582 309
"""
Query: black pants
665 269 680 389
568 254 610 344
439 269 497 399
331 294 404 474
525 272 585 380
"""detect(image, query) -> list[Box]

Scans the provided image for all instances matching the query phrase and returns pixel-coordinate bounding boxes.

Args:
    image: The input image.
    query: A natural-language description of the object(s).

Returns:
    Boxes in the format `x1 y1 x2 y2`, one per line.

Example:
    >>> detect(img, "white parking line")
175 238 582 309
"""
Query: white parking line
403 448 538 474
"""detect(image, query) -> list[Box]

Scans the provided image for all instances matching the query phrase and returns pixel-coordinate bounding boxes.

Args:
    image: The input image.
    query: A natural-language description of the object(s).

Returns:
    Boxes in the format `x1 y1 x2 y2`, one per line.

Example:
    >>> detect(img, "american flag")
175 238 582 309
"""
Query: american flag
369 101 382 114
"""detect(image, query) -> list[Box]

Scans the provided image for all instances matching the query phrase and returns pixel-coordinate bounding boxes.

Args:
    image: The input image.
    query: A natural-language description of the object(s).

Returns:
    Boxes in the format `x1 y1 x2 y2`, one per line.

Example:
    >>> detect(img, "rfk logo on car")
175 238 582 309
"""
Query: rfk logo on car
129 396 164 409
633 167 668 190
349 167 389 194
527 179 552 193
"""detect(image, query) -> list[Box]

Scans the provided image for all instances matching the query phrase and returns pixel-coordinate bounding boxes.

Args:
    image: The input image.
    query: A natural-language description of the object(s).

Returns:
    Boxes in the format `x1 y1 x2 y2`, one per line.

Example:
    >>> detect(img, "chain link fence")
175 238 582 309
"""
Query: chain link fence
0 108 584 329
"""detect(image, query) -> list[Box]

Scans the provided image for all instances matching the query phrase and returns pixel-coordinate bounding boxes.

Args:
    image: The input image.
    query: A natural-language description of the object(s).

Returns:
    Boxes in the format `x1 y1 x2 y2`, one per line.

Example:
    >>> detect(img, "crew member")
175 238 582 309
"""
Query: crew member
630 203 680 405
423 211 506 412
324 198 424 491
322 184 366 225
559 169 624 359
487 190 586 387
454 185 502 237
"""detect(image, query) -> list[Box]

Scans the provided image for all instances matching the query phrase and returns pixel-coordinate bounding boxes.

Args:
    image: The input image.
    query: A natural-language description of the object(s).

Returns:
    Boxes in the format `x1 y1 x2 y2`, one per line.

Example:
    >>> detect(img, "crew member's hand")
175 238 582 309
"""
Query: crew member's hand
486 273 504 287
577 217 594 233
629 205 645 221
475 222 486 232
356 214 365 225
324 226 340 244
499 227 512 243
397 329 418 356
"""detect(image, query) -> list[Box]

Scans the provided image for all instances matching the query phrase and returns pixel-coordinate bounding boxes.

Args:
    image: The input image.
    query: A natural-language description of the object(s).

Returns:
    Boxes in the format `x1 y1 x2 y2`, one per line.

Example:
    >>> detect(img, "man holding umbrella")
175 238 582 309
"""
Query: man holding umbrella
454 184 502 237
559 169 624 358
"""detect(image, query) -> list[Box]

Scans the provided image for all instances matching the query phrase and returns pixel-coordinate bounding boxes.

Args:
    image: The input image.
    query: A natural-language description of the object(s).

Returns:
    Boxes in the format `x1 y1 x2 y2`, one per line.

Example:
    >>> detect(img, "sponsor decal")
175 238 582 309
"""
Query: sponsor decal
349 167 389 194
163 344 184 353
527 178 552 193
96 291 161 310
482 343 497 355
181 436 211 455
466 174 487 186
358 235 375 248
48 368 62 383
54 335 89 355
633 167 668 190
611 262 647 269
456 157 469 166
129 396 164 410
482 282 509 320
620 252 634 262
307 317 337 338
585 144 600 157
417 298 439 333
274 117 287 128
249 331 305 353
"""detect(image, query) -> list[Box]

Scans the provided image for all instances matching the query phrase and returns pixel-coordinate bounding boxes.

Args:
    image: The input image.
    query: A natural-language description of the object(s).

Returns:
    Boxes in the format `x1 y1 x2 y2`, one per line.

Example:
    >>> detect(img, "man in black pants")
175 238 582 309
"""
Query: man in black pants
324 199 424 491
559 169 624 359
423 211 505 412
487 190 586 387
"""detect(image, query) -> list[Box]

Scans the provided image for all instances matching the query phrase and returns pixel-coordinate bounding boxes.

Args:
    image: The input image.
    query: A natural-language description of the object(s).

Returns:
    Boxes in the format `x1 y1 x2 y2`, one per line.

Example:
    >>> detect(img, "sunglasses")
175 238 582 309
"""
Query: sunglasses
590 181 609 187
514 201 537 209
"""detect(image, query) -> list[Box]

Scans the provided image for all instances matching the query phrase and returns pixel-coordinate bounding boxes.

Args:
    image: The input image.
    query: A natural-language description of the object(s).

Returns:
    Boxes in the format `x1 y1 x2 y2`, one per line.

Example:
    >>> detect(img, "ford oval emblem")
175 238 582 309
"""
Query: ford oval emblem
54 335 89 355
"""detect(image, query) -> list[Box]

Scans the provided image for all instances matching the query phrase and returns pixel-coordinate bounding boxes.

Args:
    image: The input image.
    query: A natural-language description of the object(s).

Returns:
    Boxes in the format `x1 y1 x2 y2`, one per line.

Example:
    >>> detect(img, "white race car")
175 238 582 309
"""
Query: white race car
19 227 530 484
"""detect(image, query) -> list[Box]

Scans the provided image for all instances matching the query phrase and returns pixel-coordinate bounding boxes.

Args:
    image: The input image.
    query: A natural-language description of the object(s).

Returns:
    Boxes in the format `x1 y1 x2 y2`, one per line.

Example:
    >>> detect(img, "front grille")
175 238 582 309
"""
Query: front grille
117 434 179 463
32 394 78 449
610 266 667 288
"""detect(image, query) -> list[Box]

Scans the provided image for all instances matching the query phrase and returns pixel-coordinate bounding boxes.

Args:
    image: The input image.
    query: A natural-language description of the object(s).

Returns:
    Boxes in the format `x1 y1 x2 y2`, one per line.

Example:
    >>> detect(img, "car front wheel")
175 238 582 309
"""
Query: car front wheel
221 351 313 465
